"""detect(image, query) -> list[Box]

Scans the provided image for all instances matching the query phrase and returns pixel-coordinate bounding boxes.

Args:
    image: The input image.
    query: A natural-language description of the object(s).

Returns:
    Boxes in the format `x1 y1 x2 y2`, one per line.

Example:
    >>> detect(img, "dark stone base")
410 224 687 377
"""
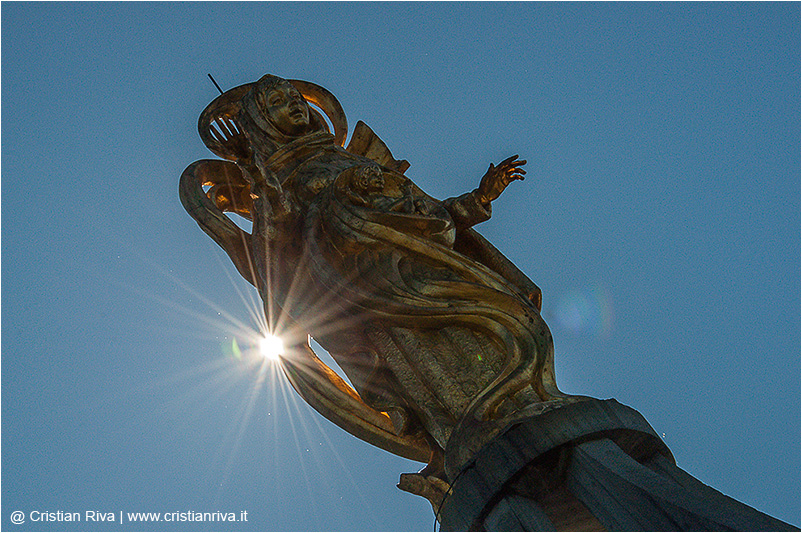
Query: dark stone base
438 399 796 531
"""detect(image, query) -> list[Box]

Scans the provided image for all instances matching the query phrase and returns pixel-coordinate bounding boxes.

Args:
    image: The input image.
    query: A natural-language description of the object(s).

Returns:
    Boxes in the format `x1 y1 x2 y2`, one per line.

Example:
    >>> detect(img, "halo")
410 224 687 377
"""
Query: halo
198 78 348 161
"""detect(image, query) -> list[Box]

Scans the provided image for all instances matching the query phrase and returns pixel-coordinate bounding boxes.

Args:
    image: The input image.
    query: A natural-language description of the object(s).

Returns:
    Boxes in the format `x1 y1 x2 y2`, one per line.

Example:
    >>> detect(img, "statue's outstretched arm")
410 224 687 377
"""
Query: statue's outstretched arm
280 342 431 463
475 155 526 206
443 155 541 308
443 155 526 230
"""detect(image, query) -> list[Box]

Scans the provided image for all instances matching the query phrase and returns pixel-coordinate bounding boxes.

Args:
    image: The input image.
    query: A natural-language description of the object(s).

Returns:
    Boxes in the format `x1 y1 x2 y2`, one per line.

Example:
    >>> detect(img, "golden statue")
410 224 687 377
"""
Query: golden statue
181 76 801 533
180 74 581 504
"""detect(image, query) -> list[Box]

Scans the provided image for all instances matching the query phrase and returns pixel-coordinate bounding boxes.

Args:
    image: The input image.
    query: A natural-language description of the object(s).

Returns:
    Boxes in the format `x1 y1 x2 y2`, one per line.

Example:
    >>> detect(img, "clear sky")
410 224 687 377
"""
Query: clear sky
2 2 799 531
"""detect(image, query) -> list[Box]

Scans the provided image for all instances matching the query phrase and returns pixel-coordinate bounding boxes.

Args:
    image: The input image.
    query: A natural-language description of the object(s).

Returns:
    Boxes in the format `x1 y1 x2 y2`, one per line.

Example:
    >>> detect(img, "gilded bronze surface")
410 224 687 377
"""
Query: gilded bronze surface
180 74 582 504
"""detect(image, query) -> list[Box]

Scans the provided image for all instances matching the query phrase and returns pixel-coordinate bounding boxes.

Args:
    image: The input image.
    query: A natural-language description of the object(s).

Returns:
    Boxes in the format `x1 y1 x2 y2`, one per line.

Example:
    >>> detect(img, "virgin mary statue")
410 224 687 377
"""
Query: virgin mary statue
180 74 577 483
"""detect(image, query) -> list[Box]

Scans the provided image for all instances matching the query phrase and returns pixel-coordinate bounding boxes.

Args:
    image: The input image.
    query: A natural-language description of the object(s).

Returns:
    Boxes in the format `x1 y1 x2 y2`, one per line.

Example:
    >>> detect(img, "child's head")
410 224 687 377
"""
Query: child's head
354 164 385 193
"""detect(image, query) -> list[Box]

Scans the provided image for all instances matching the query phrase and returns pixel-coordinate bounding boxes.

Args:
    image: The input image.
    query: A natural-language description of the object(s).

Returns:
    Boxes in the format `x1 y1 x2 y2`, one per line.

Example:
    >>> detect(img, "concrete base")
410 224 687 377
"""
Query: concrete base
437 399 796 531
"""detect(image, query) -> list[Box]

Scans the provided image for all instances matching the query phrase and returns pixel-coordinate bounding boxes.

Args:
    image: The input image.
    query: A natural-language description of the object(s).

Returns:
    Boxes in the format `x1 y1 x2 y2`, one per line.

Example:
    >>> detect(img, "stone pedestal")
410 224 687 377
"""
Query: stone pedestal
437 399 796 531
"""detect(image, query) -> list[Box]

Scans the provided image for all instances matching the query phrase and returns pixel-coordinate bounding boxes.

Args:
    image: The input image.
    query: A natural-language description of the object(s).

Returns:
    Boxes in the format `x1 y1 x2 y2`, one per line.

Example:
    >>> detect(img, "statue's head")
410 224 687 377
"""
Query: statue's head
198 74 348 162
239 74 324 151
356 165 385 193
252 75 312 137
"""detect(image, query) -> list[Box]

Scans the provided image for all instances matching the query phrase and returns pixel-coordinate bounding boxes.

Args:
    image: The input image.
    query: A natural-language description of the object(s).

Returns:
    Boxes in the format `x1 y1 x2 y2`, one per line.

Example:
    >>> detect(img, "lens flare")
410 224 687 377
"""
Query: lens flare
553 285 614 338
231 338 243 361
259 334 284 360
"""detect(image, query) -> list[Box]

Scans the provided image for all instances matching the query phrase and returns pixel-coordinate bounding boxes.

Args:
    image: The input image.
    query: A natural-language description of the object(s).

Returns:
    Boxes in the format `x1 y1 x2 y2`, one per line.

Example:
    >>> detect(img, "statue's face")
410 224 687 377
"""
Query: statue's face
360 166 385 192
263 82 310 136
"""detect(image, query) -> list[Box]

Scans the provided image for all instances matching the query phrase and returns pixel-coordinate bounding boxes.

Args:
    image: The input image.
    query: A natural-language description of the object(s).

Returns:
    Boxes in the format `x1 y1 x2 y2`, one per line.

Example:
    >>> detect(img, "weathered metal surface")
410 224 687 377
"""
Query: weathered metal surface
437 399 796 531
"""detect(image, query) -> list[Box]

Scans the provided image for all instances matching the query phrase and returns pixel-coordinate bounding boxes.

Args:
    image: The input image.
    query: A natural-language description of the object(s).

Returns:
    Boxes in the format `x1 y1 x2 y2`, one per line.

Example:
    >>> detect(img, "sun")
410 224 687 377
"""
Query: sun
259 334 284 360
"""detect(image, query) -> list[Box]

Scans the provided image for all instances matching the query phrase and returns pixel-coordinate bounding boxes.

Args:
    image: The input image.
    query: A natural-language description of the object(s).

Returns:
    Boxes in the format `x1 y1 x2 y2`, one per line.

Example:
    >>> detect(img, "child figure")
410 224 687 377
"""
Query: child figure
341 164 430 216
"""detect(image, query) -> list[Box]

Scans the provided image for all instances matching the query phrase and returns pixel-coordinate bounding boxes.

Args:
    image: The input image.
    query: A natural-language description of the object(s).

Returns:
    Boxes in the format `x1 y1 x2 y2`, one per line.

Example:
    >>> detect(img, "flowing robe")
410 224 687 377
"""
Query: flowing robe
251 133 561 450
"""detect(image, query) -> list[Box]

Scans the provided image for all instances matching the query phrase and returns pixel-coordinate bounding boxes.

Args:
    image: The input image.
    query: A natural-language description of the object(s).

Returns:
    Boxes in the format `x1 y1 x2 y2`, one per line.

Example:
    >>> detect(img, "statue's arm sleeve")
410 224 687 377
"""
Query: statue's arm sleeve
442 190 492 229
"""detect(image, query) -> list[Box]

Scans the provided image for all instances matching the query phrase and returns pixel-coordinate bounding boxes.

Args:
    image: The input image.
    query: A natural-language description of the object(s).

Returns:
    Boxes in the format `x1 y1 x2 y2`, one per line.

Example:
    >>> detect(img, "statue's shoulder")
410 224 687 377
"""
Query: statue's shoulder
345 120 410 175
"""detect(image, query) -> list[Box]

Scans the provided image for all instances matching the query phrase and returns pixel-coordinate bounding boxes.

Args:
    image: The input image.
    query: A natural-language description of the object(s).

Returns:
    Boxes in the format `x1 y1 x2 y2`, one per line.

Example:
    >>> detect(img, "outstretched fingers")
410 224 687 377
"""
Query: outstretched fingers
498 156 526 175
503 159 527 182
498 154 519 166
501 159 526 169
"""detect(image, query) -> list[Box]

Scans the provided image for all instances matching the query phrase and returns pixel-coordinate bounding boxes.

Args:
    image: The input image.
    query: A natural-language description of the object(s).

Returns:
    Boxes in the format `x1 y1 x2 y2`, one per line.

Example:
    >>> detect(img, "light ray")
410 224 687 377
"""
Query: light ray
218 251 268 333
275 366 326 529
84 222 388 527
302 395 383 527
213 357 280 502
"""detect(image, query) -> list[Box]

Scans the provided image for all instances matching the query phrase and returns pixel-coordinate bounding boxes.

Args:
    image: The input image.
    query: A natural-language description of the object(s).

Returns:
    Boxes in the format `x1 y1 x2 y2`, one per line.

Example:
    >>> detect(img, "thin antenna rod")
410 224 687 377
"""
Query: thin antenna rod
207 73 224 95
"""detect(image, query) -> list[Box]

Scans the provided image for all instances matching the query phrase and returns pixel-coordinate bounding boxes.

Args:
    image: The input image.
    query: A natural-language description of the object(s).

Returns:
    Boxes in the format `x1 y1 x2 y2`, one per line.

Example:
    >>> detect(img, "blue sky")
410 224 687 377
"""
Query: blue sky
2 2 799 531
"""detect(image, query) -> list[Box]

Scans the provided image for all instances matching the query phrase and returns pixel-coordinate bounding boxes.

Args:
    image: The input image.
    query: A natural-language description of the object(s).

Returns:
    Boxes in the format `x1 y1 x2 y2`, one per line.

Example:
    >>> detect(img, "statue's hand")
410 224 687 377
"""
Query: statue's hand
209 117 253 163
208 117 281 197
475 155 526 205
